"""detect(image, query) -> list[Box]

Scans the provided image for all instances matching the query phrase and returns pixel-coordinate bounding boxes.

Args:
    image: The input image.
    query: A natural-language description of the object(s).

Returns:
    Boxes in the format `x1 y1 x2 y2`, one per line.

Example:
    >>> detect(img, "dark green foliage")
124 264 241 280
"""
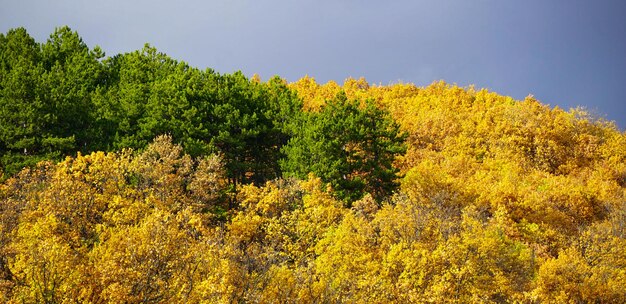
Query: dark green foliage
0 26 403 201
96 45 187 151
208 74 302 186
97 49 299 186
0 28 44 174
281 92 406 202
39 26 104 153
0 27 306 185
0 27 102 176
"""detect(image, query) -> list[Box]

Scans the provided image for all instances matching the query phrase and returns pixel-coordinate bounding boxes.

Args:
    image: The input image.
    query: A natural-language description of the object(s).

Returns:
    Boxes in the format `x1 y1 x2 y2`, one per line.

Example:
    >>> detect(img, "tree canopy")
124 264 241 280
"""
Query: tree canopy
281 92 406 202
1 27 625 303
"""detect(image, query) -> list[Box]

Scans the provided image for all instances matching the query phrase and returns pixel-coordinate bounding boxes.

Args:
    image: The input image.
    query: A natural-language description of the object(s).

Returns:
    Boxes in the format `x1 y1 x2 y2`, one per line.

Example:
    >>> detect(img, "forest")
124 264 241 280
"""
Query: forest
0 27 625 303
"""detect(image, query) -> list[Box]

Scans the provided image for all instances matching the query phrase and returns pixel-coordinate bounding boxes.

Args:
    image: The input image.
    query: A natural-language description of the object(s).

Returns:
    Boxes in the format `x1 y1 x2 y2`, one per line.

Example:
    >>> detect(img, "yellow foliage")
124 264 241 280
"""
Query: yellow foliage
2 78 625 302
8 213 87 303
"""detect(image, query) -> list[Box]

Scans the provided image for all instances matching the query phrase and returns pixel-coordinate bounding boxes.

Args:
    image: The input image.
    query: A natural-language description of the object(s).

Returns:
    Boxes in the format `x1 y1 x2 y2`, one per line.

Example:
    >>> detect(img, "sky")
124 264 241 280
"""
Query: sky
2 0 626 129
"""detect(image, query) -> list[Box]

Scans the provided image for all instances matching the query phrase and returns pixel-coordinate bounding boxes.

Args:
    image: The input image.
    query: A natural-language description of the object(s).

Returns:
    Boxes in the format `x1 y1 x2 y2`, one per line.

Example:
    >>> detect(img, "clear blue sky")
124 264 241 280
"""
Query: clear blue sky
2 0 625 128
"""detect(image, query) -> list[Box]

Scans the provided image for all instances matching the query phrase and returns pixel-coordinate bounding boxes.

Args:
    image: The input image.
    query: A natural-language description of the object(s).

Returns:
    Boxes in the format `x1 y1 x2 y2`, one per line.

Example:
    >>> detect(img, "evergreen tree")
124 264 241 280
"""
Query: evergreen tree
281 92 406 202
40 26 104 154
0 28 47 176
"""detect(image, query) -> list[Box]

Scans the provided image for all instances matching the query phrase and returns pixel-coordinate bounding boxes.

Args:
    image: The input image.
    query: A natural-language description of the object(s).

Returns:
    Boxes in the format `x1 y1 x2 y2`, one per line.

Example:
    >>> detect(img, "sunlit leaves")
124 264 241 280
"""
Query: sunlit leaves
1 26 625 302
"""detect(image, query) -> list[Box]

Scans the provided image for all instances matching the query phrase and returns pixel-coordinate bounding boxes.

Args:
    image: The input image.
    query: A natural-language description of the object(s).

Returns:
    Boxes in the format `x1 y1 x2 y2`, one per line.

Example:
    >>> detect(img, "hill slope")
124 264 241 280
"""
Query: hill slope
1 27 625 303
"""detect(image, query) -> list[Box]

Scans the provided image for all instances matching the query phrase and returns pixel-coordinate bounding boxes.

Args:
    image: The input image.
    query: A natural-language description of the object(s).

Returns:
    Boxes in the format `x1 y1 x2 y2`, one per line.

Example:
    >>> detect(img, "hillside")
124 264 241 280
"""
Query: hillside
1 27 625 303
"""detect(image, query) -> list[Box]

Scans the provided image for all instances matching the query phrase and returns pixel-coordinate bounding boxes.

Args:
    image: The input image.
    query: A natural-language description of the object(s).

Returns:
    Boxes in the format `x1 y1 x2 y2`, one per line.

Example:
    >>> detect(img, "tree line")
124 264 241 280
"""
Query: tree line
0 26 404 202
1 27 625 302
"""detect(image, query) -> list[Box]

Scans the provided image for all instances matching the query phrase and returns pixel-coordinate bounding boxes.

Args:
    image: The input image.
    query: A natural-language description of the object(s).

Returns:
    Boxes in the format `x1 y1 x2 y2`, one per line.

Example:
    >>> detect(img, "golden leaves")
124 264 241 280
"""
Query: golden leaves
1 78 625 302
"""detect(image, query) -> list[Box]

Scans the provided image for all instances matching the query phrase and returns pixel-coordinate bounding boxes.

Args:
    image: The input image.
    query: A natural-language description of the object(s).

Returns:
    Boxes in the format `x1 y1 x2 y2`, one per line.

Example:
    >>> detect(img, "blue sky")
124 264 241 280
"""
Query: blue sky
2 0 625 128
